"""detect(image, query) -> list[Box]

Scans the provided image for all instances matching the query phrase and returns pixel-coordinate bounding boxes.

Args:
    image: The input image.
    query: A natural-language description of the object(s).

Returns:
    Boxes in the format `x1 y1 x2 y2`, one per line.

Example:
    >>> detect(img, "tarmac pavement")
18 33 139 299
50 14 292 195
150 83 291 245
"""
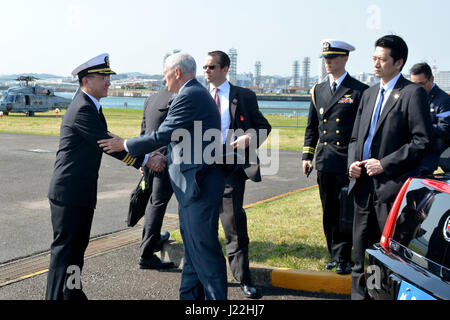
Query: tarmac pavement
0 241 348 301
0 132 351 301
0 133 312 263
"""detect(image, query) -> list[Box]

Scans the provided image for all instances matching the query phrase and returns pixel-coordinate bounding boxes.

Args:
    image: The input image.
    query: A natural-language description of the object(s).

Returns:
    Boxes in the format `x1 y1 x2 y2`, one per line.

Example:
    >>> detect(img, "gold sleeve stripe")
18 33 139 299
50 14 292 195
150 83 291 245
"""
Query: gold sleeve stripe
128 158 136 167
303 146 316 154
121 153 138 166
122 153 131 164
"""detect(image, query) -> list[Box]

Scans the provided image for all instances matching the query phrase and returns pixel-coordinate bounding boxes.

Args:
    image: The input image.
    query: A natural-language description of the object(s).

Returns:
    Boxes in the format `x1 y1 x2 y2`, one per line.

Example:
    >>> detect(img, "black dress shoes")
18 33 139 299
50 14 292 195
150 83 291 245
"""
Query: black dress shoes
336 262 352 275
240 283 259 299
138 255 175 270
154 231 170 253
325 261 337 270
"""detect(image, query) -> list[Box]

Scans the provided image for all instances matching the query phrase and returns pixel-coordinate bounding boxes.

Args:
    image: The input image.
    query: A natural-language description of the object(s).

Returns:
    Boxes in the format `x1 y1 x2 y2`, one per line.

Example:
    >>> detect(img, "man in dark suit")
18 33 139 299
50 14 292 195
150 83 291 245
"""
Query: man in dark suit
204 50 271 298
137 88 176 270
98 52 228 300
302 40 368 275
410 62 450 172
348 35 434 299
46 53 146 300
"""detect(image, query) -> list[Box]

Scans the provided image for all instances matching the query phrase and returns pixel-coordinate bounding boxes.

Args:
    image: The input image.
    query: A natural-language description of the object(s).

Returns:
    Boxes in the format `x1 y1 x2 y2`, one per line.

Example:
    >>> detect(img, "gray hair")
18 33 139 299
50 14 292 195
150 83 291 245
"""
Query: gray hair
164 52 196 77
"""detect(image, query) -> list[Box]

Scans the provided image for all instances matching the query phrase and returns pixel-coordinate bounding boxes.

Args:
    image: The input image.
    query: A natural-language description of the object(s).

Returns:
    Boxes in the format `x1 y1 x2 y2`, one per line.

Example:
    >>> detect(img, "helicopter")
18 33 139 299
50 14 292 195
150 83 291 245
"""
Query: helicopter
0 76 71 116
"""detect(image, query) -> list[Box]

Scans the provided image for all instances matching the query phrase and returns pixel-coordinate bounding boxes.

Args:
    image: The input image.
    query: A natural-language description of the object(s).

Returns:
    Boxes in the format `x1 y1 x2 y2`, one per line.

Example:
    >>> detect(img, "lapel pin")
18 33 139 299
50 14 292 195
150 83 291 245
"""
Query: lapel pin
394 93 400 100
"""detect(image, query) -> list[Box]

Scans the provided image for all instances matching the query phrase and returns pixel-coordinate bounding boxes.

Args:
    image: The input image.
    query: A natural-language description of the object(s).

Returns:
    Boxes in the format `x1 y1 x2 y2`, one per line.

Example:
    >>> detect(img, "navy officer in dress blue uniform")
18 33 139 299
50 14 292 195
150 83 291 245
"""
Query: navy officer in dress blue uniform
98 52 228 300
410 62 450 172
46 53 147 300
302 40 368 274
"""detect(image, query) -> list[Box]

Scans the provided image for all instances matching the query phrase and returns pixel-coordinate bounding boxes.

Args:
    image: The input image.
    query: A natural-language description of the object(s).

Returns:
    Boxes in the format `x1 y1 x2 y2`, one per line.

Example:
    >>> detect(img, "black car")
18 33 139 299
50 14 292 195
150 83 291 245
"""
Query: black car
365 174 450 300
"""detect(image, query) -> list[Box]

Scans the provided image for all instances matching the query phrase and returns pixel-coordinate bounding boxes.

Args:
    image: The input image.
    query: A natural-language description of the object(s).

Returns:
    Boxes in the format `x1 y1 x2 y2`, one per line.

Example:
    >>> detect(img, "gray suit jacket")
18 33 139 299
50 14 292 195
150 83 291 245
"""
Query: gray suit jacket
126 79 221 207
141 88 175 136
348 75 434 202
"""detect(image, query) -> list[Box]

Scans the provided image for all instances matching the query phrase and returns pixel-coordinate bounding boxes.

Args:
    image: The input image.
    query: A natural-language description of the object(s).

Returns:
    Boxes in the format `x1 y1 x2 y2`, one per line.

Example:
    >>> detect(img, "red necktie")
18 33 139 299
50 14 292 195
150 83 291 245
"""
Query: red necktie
214 87 221 113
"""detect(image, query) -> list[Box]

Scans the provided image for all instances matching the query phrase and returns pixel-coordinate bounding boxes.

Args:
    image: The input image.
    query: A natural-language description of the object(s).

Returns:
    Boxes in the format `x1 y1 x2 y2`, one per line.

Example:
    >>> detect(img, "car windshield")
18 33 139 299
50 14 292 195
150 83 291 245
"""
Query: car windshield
392 179 450 272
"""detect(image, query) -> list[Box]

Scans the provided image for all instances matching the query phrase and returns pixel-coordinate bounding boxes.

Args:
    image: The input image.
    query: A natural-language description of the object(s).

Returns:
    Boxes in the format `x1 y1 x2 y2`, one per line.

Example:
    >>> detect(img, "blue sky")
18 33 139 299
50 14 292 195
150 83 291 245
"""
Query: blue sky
1 0 448 77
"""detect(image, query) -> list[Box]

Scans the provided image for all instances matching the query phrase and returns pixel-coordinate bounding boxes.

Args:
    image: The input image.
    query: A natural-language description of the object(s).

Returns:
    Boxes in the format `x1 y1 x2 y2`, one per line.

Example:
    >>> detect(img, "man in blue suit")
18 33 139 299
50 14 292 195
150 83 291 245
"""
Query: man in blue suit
98 52 227 300
410 62 450 172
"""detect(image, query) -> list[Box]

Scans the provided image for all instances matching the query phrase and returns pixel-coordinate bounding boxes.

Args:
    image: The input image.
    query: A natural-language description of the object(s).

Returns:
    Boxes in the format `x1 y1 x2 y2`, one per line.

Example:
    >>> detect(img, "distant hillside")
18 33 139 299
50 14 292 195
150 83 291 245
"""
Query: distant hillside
0 73 163 81
112 73 163 80
0 73 63 80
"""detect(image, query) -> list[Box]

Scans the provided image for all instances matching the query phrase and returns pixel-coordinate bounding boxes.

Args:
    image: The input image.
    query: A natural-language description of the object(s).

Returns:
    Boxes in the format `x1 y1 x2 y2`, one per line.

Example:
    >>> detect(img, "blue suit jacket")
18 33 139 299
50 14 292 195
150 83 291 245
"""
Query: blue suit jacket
126 79 221 207
429 84 450 151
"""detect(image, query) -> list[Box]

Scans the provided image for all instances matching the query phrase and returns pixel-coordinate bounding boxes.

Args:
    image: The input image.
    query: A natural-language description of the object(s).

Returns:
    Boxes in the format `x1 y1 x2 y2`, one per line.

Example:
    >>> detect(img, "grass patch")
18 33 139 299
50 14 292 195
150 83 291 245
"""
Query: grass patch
1 108 324 270
0 111 65 136
170 186 330 271
0 109 306 150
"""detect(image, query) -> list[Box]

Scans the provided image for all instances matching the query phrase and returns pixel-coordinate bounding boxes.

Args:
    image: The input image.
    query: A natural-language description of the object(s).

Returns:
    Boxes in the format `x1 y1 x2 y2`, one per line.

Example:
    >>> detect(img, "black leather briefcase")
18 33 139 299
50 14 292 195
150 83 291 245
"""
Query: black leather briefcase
127 176 150 227
339 185 354 234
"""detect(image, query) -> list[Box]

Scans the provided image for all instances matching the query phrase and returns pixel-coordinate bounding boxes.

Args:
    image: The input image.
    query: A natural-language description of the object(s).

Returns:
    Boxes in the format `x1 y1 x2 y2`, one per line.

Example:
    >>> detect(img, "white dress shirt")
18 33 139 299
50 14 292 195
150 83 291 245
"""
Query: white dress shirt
209 80 231 144
372 72 402 120
328 71 348 92
81 89 101 113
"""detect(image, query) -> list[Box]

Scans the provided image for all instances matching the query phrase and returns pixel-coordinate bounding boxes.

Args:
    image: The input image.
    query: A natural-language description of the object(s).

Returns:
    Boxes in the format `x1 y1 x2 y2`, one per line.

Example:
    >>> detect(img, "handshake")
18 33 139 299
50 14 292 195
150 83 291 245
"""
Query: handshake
145 151 167 173
98 133 167 173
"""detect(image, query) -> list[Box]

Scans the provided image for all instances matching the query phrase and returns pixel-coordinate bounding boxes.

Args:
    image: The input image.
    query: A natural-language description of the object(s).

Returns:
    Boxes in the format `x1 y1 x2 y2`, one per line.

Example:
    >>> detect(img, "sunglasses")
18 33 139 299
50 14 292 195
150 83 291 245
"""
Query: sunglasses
203 64 220 70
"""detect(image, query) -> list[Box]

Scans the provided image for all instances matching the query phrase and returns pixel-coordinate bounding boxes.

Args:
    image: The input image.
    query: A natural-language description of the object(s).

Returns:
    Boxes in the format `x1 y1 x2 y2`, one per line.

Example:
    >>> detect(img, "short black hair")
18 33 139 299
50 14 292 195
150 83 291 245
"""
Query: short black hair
207 50 230 68
78 74 97 86
410 62 433 79
375 35 408 71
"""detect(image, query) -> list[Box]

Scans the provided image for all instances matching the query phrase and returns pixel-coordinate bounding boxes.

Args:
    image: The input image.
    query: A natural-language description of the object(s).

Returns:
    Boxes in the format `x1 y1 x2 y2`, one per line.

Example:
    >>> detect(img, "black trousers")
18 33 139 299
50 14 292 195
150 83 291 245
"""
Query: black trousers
45 200 94 300
317 171 352 263
351 175 392 300
140 168 173 259
219 168 251 285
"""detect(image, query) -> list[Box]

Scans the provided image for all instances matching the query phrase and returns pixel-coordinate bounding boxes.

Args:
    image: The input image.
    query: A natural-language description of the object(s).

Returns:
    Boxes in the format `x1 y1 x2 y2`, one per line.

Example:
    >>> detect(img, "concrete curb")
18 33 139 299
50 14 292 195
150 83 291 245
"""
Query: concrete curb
157 240 351 296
